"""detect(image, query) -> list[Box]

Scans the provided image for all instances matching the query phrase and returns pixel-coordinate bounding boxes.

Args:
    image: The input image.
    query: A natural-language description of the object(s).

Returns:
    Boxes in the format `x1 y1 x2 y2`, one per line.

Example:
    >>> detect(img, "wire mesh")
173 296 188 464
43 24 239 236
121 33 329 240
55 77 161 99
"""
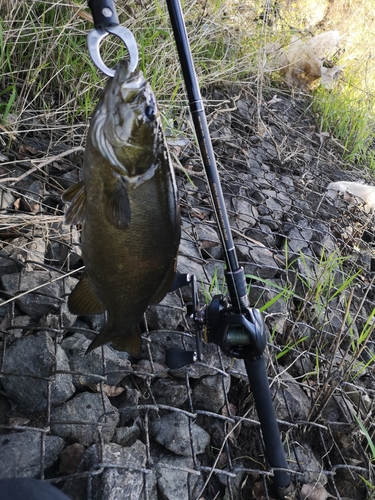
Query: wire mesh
0 85 374 500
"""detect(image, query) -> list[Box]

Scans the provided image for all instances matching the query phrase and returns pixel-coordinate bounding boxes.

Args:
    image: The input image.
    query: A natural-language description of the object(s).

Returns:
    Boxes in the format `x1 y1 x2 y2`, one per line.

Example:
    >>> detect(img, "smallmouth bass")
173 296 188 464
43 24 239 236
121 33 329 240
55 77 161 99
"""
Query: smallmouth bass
63 60 181 356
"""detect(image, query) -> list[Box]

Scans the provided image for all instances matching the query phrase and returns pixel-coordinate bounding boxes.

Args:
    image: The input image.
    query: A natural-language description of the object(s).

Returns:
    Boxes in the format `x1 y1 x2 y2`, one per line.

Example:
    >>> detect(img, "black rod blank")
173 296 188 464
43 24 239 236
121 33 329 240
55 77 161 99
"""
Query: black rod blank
164 0 247 311
165 0 291 491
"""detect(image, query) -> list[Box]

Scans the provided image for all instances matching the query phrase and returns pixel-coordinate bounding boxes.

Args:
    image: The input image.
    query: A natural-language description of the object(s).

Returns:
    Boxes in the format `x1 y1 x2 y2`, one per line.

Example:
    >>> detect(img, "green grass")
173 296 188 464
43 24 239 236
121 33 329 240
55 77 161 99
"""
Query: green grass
313 75 375 167
2 0 374 168
0 0 256 126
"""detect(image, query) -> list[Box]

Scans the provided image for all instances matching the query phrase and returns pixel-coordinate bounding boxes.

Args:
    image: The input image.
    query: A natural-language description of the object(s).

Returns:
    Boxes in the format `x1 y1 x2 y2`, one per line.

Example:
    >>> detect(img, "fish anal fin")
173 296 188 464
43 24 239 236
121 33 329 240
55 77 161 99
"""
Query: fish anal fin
104 178 131 230
63 181 86 225
68 274 105 315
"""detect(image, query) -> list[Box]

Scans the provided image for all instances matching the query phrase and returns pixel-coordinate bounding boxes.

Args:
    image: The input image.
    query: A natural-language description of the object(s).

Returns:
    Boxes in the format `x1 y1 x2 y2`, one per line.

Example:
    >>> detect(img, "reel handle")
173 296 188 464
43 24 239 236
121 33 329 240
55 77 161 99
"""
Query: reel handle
165 347 197 369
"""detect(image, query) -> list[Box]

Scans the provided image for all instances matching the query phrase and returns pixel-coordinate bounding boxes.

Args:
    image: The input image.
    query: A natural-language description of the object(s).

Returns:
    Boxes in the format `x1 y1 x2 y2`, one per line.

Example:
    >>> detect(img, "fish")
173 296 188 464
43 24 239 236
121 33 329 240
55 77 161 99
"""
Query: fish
63 59 181 357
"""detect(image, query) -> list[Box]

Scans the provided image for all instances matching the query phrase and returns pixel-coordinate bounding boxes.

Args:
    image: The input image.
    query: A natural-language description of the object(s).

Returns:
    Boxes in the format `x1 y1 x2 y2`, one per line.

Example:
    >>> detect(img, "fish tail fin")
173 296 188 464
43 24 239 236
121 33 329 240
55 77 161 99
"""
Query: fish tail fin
86 322 142 358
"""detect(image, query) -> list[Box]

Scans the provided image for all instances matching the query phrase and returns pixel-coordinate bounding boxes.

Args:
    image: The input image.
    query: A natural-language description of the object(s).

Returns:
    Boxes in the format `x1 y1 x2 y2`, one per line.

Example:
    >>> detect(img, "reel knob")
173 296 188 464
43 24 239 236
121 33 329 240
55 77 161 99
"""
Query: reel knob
165 348 197 369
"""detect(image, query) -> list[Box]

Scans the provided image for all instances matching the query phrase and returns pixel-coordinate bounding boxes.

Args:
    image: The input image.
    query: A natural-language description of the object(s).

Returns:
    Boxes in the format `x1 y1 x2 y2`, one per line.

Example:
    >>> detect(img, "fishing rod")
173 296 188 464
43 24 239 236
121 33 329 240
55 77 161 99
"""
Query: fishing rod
86 0 292 495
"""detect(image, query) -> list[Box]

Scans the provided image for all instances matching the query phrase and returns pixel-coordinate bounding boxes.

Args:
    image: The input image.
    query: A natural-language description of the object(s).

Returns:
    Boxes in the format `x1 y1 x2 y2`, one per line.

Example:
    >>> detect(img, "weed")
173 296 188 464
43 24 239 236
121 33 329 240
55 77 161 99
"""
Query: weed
354 413 375 463
201 266 227 305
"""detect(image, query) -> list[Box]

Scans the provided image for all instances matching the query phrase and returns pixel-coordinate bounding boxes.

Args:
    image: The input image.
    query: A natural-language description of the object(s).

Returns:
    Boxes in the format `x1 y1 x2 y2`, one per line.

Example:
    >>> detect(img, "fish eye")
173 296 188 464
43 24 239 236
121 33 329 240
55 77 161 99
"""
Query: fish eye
145 105 155 121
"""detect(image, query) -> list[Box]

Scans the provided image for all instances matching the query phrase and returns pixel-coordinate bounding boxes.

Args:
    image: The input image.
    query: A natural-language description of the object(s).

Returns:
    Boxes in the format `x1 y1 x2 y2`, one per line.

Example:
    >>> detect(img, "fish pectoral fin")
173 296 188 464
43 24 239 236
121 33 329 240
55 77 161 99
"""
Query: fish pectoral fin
63 181 86 225
86 323 142 357
104 178 131 229
68 273 105 315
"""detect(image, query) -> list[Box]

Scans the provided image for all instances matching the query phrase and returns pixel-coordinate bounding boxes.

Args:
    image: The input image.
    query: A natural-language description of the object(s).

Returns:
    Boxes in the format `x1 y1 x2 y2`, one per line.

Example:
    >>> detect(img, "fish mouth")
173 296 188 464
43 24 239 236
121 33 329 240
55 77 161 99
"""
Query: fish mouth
114 59 147 102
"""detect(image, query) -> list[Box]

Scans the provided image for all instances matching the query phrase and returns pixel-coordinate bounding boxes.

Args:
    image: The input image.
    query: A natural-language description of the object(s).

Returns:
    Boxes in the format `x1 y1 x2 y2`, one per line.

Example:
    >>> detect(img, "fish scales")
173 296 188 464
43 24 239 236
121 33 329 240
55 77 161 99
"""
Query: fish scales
63 60 180 356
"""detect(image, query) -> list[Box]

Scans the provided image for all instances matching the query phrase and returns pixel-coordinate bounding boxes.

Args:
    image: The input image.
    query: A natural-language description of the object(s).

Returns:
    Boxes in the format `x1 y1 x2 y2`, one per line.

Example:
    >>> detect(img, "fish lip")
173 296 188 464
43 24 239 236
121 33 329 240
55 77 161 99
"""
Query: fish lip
120 72 146 92
114 59 147 94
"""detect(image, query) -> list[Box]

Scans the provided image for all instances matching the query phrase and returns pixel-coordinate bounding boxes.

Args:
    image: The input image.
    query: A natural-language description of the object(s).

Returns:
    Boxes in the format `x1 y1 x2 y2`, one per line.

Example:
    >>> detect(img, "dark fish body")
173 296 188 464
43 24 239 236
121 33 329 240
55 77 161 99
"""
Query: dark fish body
63 60 180 356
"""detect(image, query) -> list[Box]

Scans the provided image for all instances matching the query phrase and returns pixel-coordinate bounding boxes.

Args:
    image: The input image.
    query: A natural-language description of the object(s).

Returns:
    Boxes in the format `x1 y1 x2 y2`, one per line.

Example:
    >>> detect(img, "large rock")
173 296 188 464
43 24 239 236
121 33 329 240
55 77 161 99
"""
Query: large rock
145 292 185 331
151 412 210 456
50 392 119 445
155 454 201 500
61 333 132 388
63 441 149 500
1 332 75 413
151 378 188 407
270 371 311 421
192 373 231 413
1 270 77 325
0 431 64 479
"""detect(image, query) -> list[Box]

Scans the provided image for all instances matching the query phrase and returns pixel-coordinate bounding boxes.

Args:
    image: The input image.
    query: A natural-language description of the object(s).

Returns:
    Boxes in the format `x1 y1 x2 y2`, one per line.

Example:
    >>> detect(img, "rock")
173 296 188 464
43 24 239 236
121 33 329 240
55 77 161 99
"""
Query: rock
151 412 210 456
21 179 44 212
0 270 77 322
113 422 141 447
64 441 147 500
50 392 119 445
245 223 276 247
270 371 311 421
2 235 45 271
289 443 328 485
61 333 131 388
192 373 231 413
177 254 207 283
228 197 258 230
236 99 253 121
117 385 140 425
0 431 64 479
310 220 337 258
287 218 314 253
151 378 188 407
0 250 21 275
145 292 185 331
0 186 15 210
301 483 335 500
1 332 75 413
59 443 86 475
194 222 222 260
0 314 33 343
155 454 201 500
45 224 82 268
240 244 281 279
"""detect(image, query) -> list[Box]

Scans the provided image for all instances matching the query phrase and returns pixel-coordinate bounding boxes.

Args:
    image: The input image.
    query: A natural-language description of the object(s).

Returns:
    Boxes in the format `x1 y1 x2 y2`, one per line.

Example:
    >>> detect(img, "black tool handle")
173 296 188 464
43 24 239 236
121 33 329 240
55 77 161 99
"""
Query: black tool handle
88 0 119 29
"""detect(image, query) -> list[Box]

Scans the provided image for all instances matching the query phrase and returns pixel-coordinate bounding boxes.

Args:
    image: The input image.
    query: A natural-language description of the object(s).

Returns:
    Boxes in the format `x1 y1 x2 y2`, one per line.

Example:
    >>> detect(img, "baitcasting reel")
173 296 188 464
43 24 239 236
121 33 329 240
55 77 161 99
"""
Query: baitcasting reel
165 272 267 369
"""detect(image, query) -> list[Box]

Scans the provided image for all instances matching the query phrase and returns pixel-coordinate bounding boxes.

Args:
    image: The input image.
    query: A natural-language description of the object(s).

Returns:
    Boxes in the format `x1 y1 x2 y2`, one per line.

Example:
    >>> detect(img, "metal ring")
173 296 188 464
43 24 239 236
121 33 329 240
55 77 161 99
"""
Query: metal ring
87 25 139 77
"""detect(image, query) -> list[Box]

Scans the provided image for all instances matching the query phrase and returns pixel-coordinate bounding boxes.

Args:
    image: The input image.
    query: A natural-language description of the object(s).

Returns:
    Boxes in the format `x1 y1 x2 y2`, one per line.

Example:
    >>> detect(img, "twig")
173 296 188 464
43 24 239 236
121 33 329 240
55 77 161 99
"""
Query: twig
0 146 84 185
0 266 84 308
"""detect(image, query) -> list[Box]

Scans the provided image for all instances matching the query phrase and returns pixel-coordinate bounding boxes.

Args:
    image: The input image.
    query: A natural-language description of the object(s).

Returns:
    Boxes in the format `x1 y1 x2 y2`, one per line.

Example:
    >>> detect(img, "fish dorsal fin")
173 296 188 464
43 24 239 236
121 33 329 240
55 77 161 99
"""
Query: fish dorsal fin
68 273 105 315
104 178 131 230
63 181 86 225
